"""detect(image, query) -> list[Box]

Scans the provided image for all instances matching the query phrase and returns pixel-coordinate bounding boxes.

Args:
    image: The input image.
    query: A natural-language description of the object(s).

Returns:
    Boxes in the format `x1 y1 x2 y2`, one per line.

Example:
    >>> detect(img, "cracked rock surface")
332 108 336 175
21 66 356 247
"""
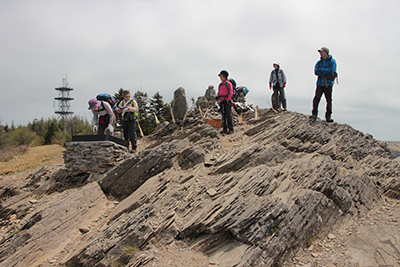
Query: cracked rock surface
1 109 400 267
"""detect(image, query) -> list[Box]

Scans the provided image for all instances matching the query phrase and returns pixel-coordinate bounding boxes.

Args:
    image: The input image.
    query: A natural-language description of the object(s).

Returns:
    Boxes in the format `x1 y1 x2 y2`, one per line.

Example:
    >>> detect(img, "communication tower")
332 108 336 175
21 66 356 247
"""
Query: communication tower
54 77 74 120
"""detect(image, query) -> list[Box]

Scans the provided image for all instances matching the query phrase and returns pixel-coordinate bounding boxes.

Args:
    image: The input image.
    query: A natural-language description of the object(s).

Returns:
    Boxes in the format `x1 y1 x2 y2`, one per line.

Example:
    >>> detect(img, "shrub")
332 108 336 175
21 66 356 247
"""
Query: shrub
6 127 37 147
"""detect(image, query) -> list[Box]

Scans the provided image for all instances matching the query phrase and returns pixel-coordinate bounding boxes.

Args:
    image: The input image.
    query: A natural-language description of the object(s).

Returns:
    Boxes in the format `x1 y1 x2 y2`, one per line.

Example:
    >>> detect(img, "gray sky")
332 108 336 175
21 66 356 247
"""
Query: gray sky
1 0 399 141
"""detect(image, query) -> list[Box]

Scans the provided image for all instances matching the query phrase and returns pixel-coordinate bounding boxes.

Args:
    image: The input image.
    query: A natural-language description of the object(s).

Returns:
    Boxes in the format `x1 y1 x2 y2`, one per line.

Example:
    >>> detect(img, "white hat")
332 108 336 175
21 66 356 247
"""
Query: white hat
273 62 280 66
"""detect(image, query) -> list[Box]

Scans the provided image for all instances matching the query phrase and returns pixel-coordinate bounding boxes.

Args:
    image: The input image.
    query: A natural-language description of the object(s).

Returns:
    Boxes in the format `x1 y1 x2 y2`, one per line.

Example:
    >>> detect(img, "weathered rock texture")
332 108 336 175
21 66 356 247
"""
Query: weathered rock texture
171 87 188 121
1 109 400 267
63 141 129 174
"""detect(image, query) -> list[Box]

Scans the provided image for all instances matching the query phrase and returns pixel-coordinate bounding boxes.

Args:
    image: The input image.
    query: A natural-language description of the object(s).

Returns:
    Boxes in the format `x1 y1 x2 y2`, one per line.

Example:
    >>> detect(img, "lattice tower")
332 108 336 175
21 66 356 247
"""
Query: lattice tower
54 77 74 120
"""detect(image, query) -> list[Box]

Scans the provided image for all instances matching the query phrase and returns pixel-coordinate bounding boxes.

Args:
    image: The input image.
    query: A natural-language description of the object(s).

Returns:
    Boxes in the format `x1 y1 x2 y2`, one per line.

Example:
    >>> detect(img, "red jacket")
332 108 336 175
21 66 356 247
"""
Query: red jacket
218 80 233 102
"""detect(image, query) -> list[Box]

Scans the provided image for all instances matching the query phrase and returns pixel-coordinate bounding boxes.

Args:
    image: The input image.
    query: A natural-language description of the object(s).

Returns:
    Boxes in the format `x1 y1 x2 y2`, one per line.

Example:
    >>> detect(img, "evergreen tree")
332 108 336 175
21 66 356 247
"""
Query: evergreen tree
0 119 6 148
44 119 60 145
133 90 153 135
149 92 171 123
114 88 125 104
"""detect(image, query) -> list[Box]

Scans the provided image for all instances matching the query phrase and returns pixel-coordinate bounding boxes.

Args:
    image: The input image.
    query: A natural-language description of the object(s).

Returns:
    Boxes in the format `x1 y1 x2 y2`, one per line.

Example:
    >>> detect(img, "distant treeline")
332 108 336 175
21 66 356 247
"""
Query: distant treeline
0 89 172 149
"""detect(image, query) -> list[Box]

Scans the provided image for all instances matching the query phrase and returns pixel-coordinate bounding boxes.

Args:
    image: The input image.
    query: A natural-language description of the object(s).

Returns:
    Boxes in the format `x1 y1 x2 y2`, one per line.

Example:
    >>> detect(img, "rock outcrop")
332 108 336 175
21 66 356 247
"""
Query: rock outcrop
1 109 400 267
171 87 188 121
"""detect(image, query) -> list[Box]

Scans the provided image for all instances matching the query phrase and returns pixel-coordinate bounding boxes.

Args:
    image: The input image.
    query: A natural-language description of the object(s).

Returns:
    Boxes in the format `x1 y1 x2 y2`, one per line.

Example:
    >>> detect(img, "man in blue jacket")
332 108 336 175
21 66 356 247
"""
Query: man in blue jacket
310 47 337 122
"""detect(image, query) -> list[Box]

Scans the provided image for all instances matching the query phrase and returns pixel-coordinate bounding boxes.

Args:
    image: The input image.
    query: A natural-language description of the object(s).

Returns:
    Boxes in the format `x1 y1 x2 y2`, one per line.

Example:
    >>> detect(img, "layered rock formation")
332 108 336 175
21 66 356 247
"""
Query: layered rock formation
1 109 400 267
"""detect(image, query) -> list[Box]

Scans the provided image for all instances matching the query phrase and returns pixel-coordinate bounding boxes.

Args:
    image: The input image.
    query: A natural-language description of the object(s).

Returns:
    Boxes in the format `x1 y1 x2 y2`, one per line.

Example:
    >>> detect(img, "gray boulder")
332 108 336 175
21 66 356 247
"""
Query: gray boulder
171 87 188 121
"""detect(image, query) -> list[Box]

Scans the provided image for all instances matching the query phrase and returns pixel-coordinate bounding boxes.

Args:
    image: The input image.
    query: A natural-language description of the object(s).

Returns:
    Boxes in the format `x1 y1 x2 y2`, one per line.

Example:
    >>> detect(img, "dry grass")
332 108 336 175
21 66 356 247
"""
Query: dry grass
0 145 65 176
0 145 29 162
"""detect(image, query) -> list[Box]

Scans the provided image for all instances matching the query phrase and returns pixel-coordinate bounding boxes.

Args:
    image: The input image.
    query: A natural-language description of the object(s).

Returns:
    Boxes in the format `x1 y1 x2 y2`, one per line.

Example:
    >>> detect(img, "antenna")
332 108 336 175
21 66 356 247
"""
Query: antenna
54 75 74 120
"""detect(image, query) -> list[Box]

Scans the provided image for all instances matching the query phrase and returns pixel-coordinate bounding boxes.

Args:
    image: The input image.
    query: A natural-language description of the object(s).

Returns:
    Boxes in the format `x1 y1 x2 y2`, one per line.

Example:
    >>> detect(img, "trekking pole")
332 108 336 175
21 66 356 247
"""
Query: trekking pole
153 112 160 125
255 103 258 120
183 107 189 121
198 103 203 118
169 103 175 124
137 120 144 137
267 100 278 113
203 106 209 121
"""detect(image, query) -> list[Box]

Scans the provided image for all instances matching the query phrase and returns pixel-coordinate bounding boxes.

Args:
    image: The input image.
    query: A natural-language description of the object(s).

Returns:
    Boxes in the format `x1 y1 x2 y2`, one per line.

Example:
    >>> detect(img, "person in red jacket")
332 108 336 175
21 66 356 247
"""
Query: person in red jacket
217 70 234 135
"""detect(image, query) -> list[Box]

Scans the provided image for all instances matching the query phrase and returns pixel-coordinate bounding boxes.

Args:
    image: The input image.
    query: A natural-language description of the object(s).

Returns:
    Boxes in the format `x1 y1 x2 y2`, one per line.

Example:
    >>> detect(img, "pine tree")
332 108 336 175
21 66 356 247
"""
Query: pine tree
149 92 171 123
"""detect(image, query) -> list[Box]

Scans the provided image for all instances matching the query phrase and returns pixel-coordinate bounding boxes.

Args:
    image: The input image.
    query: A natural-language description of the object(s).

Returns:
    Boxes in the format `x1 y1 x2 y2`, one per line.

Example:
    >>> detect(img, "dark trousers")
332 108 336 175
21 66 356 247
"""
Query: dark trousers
97 124 113 135
122 119 137 150
312 85 333 119
220 101 234 132
273 85 287 109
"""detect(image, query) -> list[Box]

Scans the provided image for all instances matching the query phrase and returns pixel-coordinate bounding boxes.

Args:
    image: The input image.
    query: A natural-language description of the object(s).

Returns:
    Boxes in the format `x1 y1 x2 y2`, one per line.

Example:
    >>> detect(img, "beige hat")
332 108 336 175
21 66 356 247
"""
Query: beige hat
122 90 131 97
318 47 330 53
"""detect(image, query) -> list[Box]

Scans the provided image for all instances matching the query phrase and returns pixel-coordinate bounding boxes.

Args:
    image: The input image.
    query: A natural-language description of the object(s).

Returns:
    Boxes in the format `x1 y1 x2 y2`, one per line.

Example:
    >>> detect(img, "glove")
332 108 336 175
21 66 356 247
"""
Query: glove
283 84 286 88
107 124 114 133
269 85 272 90
93 125 97 132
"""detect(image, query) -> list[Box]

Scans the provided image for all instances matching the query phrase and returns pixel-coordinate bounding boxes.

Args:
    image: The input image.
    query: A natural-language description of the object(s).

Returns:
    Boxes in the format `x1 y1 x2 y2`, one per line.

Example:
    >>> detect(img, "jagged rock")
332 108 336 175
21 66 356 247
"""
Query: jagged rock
171 87 188 121
1 109 400 267
0 182 108 267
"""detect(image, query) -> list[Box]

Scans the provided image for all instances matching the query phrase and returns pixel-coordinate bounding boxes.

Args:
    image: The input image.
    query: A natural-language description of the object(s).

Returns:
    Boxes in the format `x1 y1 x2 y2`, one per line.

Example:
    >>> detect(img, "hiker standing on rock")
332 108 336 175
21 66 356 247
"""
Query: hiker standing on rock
117 90 139 153
269 62 287 111
310 47 337 123
217 70 234 135
88 98 115 135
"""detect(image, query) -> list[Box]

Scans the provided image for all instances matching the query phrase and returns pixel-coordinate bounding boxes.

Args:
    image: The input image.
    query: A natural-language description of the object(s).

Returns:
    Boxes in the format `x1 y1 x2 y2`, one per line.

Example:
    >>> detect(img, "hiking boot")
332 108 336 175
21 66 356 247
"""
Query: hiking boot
130 149 137 153
309 115 317 122
220 130 226 135
283 108 287 111
227 130 234 135
326 118 334 123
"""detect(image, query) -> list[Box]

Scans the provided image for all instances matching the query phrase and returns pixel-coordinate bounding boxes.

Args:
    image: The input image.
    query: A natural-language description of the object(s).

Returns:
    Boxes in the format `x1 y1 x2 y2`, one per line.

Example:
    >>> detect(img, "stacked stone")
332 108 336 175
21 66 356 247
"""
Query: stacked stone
63 141 129 173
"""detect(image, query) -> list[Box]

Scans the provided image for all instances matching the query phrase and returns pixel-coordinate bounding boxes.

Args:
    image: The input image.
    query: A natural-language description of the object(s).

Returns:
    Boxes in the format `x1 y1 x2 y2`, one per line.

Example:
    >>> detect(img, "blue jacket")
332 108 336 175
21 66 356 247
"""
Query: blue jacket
315 55 337 87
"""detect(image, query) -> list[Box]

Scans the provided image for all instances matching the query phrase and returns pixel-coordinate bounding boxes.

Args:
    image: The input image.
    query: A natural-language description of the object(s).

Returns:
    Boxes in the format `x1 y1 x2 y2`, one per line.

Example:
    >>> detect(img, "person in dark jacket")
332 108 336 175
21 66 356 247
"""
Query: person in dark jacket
310 47 337 122
217 70 234 135
269 62 287 111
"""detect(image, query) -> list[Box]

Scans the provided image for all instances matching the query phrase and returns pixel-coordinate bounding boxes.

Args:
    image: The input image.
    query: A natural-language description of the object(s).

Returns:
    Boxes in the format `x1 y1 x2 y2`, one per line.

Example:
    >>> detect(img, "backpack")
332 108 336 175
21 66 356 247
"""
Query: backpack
328 71 338 83
228 78 237 100
236 86 249 97
96 93 118 122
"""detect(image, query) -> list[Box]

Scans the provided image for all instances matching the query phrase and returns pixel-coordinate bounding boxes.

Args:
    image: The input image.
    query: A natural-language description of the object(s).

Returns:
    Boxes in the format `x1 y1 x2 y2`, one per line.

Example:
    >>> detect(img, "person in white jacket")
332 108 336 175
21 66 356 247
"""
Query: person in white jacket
117 90 139 152
88 98 115 135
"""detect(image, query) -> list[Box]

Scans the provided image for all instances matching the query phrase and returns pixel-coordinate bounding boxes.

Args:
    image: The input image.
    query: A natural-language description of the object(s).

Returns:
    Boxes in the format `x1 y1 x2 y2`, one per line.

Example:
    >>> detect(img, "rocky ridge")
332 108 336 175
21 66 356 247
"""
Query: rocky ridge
1 109 400 267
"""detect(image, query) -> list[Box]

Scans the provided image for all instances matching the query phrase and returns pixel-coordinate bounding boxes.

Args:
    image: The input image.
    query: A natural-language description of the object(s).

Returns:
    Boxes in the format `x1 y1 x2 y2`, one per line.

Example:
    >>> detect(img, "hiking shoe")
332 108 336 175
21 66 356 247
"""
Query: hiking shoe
227 130 234 135
283 108 287 111
309 115 317 122
326 118 334 123
220 130 226 135
130 149 137 153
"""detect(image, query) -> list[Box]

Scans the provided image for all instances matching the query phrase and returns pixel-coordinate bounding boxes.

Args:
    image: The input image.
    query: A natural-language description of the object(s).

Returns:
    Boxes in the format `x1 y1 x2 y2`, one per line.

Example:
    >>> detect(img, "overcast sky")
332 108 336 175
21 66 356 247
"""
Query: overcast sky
1 0 399 141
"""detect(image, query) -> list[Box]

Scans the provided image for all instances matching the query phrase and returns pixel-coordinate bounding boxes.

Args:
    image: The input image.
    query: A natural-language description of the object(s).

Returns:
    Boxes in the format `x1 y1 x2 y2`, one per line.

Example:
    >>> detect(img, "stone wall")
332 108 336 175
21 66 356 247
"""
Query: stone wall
63 141 129 174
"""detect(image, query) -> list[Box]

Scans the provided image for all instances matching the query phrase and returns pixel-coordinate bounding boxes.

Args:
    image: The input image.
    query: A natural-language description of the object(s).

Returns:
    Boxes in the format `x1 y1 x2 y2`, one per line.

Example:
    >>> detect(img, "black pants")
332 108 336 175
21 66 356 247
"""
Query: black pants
122 119 137 150
220 101 234 132
273 85 287 109
97 124 113 135
312 85 333 119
